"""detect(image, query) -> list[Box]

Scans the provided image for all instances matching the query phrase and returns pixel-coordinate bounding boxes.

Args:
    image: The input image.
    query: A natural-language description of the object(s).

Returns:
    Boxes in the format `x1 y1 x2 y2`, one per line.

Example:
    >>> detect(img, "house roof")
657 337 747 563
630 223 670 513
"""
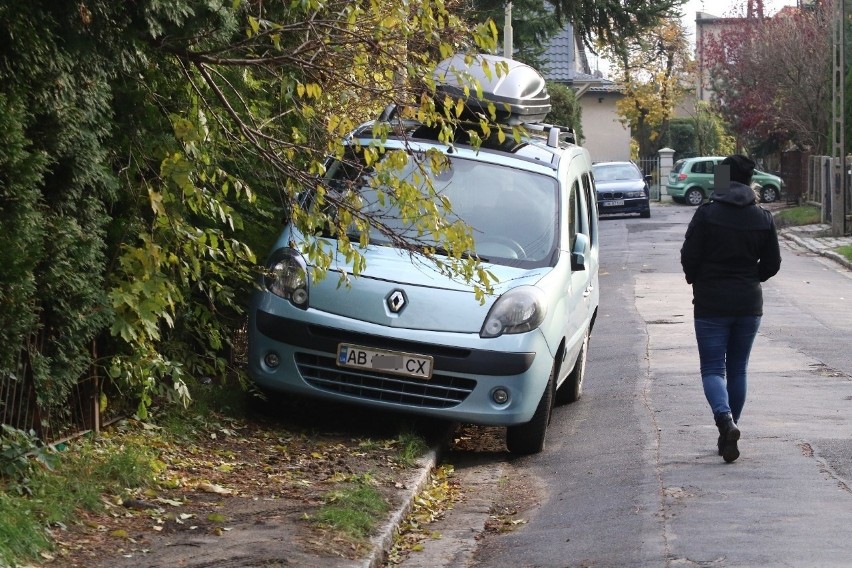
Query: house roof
541 22 620 95
541 25 577 82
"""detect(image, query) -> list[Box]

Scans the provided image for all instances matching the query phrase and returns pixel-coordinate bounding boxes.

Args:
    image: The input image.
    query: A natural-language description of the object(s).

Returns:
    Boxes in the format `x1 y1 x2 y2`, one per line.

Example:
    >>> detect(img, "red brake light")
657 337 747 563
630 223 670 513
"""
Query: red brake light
678 173 687 181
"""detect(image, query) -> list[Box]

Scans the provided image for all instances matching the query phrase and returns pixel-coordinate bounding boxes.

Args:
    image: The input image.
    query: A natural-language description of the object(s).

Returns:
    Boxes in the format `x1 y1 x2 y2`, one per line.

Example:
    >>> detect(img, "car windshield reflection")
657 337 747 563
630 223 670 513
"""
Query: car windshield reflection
592 164 641 181
326 153 559 268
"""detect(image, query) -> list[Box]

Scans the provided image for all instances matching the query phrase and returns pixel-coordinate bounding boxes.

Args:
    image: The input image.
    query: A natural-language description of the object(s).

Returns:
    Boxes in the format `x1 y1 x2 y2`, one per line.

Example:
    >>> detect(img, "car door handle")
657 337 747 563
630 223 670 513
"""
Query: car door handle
583 284 593 298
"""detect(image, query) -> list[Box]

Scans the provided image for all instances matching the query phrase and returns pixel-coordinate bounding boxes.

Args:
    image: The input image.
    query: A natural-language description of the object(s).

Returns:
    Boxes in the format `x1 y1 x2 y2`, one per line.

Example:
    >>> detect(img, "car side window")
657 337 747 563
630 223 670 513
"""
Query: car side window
569 178 590 255
580 172 595 243
695 160 716 174
569 180 579 250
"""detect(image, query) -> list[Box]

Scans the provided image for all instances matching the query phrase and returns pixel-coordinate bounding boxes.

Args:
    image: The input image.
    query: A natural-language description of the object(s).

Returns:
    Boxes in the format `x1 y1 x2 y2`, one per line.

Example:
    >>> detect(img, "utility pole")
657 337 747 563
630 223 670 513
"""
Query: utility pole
504 2 513 59
832 0 848 236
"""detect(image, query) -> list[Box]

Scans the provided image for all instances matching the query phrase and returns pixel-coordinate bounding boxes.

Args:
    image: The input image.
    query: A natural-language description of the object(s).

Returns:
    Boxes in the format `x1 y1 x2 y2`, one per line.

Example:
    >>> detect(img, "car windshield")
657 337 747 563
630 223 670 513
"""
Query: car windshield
593 163 641 182
324 151 559 268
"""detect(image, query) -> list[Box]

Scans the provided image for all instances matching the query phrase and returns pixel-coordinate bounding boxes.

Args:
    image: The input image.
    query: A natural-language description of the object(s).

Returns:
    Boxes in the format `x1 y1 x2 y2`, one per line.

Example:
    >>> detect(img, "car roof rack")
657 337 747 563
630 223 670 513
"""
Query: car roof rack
524 122 576 147
370 104 575 148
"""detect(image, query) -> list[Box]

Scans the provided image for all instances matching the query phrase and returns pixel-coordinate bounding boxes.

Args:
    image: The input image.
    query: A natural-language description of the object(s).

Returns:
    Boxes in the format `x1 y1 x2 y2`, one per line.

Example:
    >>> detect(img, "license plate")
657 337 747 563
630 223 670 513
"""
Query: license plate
337 344 433 379
603 200 625 206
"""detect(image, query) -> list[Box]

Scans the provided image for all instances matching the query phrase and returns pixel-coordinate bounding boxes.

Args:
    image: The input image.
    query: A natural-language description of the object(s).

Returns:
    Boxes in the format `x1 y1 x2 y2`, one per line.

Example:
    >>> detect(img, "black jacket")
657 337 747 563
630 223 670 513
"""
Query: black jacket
680 182 782 317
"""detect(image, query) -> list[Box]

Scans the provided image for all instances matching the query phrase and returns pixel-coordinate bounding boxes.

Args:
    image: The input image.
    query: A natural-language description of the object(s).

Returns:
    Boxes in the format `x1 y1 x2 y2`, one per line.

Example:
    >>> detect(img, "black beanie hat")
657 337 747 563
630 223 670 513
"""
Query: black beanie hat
721 154 755 185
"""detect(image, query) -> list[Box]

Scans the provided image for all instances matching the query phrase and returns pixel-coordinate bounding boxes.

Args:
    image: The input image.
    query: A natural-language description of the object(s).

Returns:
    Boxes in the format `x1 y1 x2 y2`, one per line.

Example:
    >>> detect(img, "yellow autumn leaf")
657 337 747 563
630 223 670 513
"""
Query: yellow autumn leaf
207 512 227 523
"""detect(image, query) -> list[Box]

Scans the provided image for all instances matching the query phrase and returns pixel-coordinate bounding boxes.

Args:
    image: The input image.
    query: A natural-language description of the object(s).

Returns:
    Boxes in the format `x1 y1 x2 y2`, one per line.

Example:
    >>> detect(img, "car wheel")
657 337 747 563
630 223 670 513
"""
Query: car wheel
685 188 704 206
556 329 588 405
506 361 555 455
640 209 651 219
760 185 779 203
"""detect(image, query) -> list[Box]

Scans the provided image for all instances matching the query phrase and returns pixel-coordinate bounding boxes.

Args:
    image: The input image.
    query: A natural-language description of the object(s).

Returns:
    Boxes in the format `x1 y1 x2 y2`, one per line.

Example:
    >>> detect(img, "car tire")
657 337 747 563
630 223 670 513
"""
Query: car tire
640 209 651 218
685 188 704 206
506 362 554 455
556 329 588 405
760 185 779 203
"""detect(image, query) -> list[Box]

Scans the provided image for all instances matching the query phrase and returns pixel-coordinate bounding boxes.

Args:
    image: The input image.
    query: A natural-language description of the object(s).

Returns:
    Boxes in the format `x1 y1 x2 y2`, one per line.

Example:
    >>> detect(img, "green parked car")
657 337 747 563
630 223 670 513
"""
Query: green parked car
666 156 784 205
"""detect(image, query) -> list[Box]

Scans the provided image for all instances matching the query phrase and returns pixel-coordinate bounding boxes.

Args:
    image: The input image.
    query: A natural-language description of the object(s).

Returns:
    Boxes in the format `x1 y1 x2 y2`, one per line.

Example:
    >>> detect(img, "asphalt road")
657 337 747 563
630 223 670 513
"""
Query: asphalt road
399 202 852 567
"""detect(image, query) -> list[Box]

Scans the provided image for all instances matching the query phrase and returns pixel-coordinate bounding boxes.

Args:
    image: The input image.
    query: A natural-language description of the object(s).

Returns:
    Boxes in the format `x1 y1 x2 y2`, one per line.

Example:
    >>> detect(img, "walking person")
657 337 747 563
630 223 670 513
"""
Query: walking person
680 154 782 463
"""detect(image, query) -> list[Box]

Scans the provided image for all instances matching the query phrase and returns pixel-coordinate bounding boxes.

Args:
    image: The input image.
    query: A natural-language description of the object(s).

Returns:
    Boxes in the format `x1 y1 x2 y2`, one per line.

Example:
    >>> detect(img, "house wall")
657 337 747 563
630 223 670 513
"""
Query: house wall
579 93 631 162
695 12 730 103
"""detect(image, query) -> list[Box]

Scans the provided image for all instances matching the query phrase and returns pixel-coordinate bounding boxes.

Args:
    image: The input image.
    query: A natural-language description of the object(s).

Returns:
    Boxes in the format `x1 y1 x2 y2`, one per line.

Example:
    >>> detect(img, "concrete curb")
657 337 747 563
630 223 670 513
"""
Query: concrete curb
781 230 852 271
361 423 456 568
361 447 440 568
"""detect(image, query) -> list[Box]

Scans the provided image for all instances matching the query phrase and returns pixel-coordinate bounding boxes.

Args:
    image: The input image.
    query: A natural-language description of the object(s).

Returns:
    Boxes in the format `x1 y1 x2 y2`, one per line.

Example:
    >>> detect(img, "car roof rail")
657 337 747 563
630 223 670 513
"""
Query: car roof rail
524 122 576 147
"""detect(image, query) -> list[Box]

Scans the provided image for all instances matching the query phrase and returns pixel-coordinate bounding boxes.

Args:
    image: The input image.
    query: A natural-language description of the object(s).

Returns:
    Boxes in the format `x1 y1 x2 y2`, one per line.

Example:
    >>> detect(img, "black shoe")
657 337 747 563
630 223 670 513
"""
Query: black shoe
715 413 741 463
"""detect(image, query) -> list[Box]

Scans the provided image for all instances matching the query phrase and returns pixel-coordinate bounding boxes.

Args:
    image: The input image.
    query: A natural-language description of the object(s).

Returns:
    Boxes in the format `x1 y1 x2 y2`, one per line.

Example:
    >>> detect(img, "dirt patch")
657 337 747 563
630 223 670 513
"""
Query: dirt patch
40 398 449 568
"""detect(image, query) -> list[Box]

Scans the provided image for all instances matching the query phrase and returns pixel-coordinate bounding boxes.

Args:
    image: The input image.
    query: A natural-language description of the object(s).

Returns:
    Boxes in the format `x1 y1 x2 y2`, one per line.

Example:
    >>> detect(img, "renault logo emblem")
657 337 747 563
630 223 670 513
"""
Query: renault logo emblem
387 290 407 313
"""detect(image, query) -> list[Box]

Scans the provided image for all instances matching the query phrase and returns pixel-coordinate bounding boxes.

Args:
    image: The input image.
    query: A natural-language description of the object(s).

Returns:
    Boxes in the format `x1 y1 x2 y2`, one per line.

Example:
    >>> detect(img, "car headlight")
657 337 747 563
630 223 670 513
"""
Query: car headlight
265 247 310 309
480 286 547 338
625 190 646 198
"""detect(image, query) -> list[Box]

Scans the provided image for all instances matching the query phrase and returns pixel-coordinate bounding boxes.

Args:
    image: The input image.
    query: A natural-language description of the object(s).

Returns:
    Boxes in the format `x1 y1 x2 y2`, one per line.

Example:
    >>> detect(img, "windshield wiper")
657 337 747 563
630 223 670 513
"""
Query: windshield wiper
422 245 487 262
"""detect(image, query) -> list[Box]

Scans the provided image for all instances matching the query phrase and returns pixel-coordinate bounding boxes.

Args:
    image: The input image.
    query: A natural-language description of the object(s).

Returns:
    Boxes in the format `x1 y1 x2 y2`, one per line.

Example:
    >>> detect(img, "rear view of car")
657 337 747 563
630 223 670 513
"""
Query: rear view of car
592 161 651 218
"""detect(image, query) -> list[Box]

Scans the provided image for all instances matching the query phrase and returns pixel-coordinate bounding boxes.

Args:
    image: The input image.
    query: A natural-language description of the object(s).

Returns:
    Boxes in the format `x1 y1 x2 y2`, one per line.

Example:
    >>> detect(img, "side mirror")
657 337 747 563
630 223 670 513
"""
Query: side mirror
644 174 653 183
571 233 590 271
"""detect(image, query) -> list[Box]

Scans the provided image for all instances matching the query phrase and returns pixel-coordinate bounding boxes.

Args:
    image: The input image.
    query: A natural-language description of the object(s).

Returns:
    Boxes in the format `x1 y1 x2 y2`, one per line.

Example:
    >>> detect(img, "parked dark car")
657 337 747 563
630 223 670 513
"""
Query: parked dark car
592 161 651 218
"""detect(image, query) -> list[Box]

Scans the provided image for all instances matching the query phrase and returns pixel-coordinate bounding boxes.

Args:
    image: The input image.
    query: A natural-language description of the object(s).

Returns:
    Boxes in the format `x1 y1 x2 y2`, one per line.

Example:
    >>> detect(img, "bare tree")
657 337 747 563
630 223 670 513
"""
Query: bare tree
704 3 832 153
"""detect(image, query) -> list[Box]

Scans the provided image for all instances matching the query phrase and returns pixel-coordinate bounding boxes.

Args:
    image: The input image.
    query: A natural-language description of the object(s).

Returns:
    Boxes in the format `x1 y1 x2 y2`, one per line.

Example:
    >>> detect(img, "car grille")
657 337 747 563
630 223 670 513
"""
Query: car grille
295 352 476 408
600 191 625 199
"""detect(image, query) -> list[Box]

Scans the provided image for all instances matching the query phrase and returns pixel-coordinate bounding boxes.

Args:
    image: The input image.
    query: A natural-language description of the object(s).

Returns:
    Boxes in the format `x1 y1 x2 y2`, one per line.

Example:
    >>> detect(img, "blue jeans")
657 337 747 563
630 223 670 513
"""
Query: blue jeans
694 316 761 423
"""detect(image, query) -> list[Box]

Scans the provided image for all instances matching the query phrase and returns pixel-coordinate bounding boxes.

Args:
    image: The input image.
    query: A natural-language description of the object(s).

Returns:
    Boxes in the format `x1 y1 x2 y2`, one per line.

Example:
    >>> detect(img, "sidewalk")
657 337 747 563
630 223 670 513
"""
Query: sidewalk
361 221 852 568
779 223 852 271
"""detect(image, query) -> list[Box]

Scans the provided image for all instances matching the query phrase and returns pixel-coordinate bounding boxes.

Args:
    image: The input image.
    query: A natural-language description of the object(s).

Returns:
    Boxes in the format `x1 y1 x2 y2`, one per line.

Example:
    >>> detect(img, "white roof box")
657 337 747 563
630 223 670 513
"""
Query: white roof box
433 54 551 125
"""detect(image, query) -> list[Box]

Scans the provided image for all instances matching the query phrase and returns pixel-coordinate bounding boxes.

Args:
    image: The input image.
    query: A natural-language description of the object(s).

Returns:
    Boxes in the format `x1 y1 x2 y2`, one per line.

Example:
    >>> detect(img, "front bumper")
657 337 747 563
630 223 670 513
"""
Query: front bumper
597 197 650 216
248 303 556 426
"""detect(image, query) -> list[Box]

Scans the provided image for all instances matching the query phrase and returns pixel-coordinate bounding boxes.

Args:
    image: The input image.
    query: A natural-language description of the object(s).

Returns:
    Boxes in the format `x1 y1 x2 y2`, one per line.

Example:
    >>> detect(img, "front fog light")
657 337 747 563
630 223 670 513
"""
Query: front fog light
264 352 281 368
492 388 509 404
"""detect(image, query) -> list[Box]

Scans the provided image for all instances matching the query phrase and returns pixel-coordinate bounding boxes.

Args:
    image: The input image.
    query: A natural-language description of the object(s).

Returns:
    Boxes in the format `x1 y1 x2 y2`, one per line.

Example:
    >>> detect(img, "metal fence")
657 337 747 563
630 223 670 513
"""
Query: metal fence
803 155 852 234
637 156 663 200
1 375 97 443
1 354 126 443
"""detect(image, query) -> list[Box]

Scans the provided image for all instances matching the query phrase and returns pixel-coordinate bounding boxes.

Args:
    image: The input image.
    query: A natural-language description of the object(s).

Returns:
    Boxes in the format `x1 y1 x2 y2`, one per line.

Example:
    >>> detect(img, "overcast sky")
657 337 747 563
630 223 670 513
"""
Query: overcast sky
681 0 798 43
